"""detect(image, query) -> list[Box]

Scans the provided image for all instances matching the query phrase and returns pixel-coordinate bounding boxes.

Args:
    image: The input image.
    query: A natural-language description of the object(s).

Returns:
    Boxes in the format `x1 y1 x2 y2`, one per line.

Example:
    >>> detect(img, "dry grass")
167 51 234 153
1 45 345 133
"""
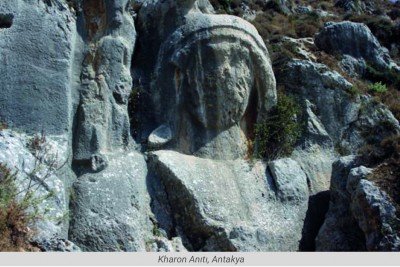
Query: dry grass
361 136 400 216
0 164 39 251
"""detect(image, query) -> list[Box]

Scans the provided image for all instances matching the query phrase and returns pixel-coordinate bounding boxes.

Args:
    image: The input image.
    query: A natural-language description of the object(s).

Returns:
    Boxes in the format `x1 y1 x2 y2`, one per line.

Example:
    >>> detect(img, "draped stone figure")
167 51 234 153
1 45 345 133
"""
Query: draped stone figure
147 4 277 159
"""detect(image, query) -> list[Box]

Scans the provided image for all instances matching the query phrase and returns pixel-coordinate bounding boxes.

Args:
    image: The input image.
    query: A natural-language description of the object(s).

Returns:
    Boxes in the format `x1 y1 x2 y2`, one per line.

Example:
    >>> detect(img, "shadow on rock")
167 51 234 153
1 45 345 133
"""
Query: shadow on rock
299 190 331 251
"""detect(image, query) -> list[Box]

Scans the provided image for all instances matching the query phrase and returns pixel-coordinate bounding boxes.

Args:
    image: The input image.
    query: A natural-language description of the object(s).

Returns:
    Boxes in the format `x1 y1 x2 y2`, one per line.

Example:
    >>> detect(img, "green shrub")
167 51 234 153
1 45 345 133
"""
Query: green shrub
365 65 400 89
254 93 301 160
368 82 388 94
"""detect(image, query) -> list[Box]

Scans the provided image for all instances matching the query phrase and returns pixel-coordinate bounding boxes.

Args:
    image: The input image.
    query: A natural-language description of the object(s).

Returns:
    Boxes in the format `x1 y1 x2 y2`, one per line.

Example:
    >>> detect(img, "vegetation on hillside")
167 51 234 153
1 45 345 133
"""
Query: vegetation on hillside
0 164 38 251
254 92 301 161
360 135 400 215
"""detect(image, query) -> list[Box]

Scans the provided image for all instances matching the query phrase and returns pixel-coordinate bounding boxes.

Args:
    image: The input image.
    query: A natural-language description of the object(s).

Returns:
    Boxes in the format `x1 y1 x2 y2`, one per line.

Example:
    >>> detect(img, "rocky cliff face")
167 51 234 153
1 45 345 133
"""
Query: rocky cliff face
0 0 399 252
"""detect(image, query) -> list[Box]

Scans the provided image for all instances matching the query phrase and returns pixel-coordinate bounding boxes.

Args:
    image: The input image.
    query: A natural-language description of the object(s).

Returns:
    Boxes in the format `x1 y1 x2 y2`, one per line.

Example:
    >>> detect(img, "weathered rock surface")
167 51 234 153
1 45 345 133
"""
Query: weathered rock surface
34 238 82 252
0 0 76 135
339 55 366 78
280 60 400 154
316 156 400 251
0 0 399 253
316 156 366 251
268 158 309 204
351 180 400 251
149 150 309 251
147 237 187 252
72 0 136 168
315 21 397 70
69 152 151 252
334 0 377 14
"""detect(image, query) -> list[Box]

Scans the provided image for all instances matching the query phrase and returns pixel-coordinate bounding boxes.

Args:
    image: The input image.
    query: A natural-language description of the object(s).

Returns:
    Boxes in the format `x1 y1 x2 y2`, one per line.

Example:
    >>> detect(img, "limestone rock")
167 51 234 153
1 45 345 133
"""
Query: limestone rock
34 238 82 252
351 180 400 251
280 60 400 154
315 21 395 70
279 60 354 143
334 0 377 14
340 55 366 78
346 166 373 194
268 158 309 203
316 156 400 251
0 0 76 134
316 156 366 251
69 152 151 251
72 0 137 166
148 150 309 251
291 146 335 193
148 124 173 149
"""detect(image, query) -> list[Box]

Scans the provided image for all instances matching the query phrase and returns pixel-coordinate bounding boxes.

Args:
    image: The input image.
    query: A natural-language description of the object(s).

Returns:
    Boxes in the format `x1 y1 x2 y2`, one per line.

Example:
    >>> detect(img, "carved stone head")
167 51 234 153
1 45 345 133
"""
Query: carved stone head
150 11 276 159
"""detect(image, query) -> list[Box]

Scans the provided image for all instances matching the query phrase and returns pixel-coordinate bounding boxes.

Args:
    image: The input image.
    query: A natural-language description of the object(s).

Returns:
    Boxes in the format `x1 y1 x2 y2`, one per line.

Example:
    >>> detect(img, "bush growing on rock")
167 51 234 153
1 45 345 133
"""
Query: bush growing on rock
254 92 301 160
0 164 38 251
368 82 388 94
365 65 400 88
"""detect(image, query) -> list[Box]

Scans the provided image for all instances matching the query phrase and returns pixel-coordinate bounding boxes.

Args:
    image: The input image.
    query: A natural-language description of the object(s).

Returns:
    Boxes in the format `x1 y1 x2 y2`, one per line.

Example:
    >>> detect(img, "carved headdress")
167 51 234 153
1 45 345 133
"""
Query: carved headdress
150 4 277 159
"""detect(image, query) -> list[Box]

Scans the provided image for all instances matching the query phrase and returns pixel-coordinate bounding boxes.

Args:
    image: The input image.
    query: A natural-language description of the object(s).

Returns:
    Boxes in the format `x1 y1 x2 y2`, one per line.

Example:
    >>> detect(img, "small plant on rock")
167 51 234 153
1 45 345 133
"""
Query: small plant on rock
254 92 301 161
347 85 361 99
368 82 388 95
0 164 39 251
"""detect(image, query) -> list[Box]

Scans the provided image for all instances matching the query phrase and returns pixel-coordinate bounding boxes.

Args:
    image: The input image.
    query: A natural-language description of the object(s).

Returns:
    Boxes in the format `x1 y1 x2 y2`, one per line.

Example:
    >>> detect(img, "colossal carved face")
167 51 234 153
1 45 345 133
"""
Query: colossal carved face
182 41 254 130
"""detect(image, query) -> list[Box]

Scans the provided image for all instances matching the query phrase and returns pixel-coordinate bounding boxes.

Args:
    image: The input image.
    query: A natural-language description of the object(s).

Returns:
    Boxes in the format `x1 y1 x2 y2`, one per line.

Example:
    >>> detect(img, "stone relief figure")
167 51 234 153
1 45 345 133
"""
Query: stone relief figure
148 6 277 160
73 0 136 171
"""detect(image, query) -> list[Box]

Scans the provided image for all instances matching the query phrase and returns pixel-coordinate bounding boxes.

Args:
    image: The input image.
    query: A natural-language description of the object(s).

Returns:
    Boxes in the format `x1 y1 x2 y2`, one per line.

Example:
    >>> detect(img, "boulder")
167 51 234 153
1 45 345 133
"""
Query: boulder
315 21 395 70
69 152 152 251
268 158 309 203
148 150 309 251
351 180 400 251
316 156 366 251
291 146 335 193
316 156 400 251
